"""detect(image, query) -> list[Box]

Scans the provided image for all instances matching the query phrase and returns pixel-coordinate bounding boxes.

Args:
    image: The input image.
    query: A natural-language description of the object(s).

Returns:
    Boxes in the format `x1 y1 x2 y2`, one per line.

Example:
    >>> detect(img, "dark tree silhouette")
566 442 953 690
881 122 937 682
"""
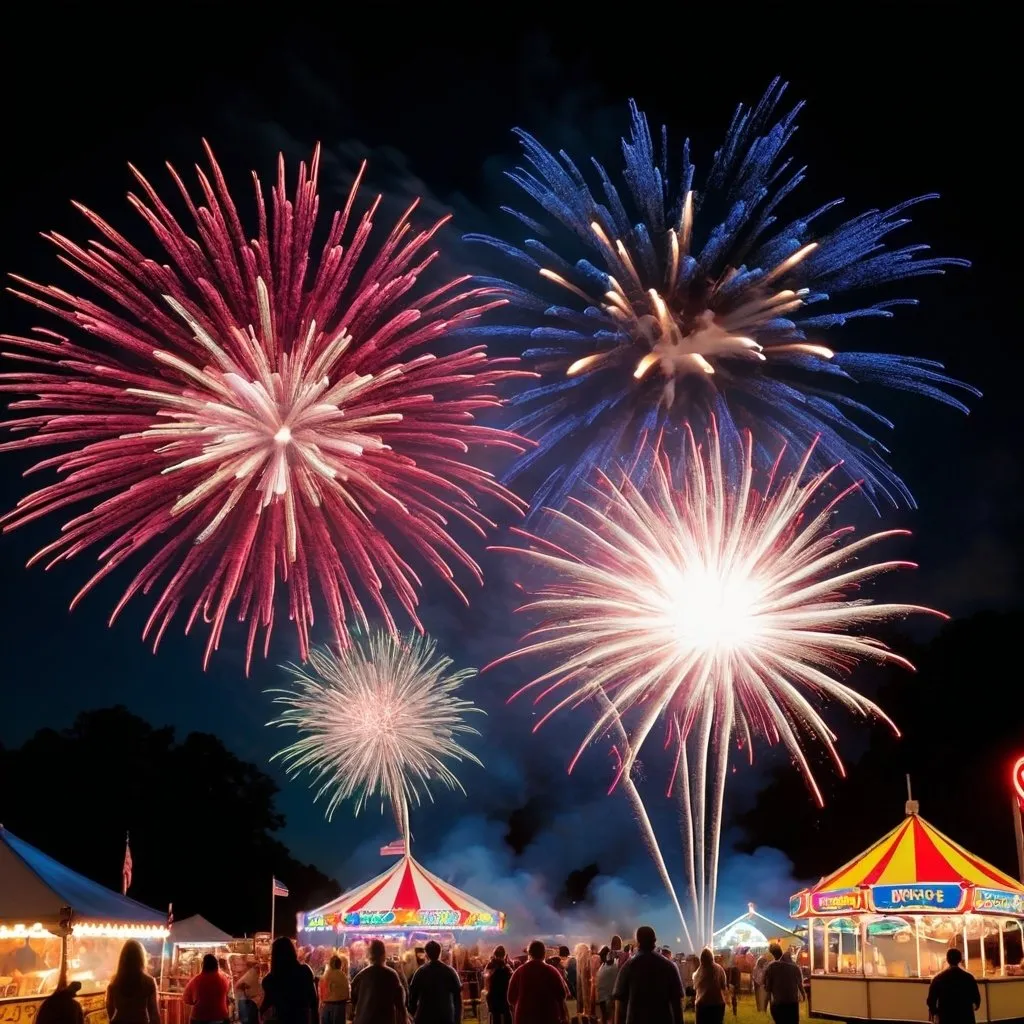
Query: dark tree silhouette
0 707 339 935
738 611 1024 883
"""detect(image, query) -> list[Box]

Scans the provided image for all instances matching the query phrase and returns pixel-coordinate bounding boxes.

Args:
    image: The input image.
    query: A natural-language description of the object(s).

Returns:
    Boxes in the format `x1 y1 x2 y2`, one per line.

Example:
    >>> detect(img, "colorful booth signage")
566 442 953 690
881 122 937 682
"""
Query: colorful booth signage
973 888 1024 915
811 888 866 914
870 883 965 913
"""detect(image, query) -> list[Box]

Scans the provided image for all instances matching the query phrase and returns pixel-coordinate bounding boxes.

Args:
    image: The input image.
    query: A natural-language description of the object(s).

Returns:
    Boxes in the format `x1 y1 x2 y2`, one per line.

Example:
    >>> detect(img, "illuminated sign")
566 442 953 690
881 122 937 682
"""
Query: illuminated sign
301 908 501 931
1013 756 1024 809
811 889 865 914
789 895 804 918
871 884 964 913
973 888 1024 915
345 911 397 927
303 912 342 931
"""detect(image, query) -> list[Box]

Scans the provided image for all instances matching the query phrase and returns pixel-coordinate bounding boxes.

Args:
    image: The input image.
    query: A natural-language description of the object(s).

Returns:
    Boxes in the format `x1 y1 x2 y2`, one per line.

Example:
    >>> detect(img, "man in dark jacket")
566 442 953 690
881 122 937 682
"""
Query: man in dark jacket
927 948 981 1024
408 940 463 1024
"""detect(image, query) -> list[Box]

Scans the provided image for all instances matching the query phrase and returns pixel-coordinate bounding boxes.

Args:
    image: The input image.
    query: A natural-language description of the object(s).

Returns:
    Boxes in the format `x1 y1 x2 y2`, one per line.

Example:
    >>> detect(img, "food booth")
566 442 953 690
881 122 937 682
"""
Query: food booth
790 803 1024 1022
1 826 169 1024
161 914 235 991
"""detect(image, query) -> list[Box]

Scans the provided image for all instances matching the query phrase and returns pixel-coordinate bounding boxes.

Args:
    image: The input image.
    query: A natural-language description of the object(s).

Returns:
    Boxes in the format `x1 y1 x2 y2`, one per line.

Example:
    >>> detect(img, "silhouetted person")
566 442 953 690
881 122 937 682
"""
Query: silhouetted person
484 946 512 1024
350 939 405 1024
37 982 84 1024
763 944 802 1024
507 940 568 1024
612 926 683 1024
261 937 318 1024
106 940 159 1024
927 948 981 1024
408 940 463 1024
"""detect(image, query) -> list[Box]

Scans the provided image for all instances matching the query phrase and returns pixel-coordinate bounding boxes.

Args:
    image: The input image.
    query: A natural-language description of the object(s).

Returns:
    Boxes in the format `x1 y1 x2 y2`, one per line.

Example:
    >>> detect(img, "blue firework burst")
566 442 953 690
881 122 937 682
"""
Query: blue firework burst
463 79 978 510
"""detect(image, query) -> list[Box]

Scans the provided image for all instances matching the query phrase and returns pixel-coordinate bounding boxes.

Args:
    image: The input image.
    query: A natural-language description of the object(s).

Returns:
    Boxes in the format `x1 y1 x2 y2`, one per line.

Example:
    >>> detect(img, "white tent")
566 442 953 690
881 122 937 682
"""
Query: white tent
169 914 233 946
713 902 802 950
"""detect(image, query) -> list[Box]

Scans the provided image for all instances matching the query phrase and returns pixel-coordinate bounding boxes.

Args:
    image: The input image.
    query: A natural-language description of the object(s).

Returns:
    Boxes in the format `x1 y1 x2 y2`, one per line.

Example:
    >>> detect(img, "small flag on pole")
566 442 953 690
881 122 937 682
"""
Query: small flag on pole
272 878 289 898
167 903 174 927
379 838 405 856
122 833 133 896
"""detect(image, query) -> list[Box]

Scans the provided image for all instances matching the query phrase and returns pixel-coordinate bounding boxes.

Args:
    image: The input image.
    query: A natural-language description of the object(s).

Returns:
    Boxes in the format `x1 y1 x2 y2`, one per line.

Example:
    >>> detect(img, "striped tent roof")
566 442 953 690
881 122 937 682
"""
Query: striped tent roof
300 854 503 933
815 815 1024 894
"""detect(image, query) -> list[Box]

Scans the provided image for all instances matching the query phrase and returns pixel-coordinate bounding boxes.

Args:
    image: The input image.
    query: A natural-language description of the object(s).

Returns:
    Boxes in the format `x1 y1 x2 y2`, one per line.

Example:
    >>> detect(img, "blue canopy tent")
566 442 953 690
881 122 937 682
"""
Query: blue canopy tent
0 825 167 932
1 826 169 1002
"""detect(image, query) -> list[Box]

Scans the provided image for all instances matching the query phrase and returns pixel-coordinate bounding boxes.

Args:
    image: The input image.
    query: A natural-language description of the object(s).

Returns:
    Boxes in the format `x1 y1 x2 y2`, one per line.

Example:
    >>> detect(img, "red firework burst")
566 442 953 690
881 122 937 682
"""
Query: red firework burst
0 144 529 669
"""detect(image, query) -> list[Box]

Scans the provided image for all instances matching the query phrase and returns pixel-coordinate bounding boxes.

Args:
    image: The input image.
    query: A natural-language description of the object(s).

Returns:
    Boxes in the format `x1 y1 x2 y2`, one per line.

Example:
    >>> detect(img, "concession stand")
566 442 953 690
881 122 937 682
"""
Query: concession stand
1 826 169 1024
789 801 1024 1022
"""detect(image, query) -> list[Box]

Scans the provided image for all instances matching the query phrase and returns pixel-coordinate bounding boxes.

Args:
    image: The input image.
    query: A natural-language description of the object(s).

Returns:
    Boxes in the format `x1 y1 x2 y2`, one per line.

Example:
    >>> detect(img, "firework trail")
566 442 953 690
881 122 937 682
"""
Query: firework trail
269 630 483 836
491 423 942 942
607 693 694 950
0 145 528 669
464 78 977 511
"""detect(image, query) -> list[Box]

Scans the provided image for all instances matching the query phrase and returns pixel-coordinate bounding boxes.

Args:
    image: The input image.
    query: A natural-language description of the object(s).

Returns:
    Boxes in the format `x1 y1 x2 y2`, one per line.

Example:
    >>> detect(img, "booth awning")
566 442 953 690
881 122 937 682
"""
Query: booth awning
169 914 233 945
300 854 504 933
790 814 1024 919
0 826 167 931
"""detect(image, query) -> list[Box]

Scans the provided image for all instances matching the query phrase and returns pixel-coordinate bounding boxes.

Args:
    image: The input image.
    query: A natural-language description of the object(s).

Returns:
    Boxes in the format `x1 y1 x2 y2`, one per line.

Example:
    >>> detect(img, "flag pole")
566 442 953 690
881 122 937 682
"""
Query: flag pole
402 800 411 859
270 877 276 939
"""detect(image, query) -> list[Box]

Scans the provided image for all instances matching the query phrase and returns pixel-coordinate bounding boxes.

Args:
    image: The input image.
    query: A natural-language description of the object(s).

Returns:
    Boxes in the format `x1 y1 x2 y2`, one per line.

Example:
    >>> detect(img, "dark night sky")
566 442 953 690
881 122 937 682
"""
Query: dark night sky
0 8 1019 939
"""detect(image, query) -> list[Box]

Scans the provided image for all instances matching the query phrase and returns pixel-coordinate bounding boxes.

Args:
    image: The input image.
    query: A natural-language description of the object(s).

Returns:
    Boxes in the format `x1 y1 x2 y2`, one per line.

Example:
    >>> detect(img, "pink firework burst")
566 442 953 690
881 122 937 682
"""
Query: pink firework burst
0 144 529 669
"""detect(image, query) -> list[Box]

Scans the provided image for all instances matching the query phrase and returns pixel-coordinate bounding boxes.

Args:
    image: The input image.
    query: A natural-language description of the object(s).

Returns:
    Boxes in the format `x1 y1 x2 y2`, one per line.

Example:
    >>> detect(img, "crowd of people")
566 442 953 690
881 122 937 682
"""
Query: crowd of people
31 927 986 1024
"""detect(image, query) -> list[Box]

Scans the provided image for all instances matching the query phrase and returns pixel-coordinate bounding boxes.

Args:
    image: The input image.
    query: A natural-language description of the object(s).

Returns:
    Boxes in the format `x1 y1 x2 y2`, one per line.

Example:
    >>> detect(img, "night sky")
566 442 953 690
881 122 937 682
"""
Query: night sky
1 8 1019 940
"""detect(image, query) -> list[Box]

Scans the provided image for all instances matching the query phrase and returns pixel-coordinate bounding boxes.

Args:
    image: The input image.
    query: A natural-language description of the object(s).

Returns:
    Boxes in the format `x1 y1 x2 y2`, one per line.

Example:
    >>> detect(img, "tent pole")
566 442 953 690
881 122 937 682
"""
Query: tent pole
57 906 72 989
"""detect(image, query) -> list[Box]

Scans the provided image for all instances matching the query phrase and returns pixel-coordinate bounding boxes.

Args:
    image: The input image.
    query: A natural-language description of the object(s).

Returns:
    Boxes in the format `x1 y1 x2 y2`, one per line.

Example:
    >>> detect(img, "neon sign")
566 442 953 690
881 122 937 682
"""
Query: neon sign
871 884 964 913
811 889 865 914
302 908 501 931
1013 756 1024 809
973 888 1024 915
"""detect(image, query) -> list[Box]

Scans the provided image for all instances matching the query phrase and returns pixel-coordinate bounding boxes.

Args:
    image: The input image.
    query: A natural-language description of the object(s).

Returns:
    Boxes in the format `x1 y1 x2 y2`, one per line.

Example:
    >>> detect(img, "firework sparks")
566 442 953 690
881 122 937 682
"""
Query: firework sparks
465 78 978 510
0 145 529 668
492 423 942 941
269 631 483 829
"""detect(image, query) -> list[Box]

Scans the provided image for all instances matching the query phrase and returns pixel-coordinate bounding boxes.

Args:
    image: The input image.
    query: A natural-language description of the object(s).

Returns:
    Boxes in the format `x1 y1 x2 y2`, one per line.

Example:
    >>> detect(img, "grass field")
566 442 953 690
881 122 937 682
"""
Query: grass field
464 993 774 1023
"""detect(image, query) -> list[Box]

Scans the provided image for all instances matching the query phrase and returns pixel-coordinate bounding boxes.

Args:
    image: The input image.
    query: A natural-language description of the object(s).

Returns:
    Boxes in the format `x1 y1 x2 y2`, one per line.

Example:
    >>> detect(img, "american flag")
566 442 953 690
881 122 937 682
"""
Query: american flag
272 878 289 897
122 834 133 896
379 838 405 856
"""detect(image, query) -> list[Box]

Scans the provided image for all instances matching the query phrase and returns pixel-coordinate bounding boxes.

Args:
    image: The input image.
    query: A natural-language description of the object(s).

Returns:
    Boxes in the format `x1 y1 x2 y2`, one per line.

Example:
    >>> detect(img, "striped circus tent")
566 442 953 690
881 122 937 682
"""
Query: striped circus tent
791 813 1024 919
298 854 505 936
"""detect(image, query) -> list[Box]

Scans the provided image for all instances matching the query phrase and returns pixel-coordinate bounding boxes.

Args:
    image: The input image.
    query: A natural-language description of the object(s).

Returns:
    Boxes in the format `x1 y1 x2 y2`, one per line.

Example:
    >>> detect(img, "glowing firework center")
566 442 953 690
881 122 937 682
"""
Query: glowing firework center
298 853 504 943
789 802 1024 1022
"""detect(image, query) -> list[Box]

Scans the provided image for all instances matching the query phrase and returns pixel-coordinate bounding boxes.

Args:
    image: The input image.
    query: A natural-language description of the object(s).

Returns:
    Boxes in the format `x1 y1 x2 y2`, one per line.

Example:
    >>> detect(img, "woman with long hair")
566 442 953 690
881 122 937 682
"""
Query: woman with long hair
105 941 159 1024
693 948 728 1024
260 938 318 1024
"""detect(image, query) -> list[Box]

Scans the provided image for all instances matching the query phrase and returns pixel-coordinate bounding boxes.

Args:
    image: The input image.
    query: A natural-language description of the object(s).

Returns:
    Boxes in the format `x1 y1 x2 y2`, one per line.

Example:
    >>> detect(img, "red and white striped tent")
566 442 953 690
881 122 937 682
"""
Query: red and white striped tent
298 854 505 937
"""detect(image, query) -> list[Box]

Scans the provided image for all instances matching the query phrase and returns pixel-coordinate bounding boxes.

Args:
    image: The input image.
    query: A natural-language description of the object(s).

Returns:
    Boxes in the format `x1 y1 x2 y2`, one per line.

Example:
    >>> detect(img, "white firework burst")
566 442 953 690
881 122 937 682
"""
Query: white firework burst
268 631 483 824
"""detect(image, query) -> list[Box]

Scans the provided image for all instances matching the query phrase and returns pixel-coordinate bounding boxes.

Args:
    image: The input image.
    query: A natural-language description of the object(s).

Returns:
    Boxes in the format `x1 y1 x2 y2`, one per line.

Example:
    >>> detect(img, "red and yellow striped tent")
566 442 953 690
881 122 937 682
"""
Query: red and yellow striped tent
790 814 1024 919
